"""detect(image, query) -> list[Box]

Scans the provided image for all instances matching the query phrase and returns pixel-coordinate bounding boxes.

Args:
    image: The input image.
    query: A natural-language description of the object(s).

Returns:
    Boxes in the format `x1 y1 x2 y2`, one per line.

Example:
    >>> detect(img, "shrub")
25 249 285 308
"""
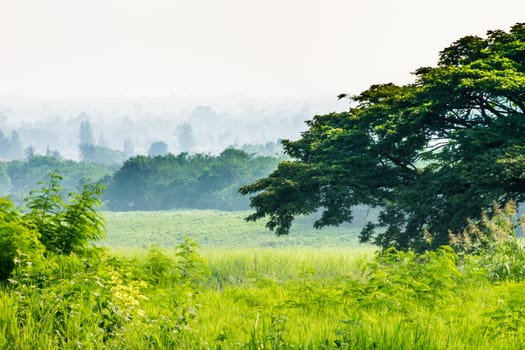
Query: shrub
174 237 209 287
0 197 44 282
24 172 106 255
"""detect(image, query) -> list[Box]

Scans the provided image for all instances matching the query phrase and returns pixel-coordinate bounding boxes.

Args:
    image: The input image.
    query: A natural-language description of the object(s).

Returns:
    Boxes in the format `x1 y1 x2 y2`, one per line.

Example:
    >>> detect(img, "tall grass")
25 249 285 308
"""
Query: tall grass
4 235 525 348
5 178 525 348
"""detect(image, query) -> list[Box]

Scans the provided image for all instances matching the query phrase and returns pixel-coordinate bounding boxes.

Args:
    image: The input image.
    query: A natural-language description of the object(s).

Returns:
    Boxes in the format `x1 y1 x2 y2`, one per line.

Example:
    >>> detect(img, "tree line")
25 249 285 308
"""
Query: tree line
0 156 114 204
104 149 280 211
0 148 281 212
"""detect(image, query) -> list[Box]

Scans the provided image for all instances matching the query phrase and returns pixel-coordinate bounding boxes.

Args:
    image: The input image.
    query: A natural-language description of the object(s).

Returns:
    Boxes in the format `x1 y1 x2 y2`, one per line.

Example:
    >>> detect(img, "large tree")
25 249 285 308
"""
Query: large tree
240 23 525 251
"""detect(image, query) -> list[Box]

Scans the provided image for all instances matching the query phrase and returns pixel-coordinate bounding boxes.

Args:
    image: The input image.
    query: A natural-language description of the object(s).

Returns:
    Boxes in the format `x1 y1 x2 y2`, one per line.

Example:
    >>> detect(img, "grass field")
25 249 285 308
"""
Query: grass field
5 241 525 349
3 209 525 349
103 210 367 249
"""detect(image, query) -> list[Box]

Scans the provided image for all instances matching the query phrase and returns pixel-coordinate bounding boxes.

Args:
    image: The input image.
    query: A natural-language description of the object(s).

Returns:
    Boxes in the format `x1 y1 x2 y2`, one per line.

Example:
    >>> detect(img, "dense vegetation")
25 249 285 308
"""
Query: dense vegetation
0 155 114 205
104 149 280 211
241 23 525 251
1 175 525 348
0 148 281 212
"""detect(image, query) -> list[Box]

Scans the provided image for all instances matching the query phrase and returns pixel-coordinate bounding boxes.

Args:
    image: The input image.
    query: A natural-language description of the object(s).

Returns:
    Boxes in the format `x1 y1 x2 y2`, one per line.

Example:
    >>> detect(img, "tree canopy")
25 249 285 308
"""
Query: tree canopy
105 149 280 211
240 23 525 251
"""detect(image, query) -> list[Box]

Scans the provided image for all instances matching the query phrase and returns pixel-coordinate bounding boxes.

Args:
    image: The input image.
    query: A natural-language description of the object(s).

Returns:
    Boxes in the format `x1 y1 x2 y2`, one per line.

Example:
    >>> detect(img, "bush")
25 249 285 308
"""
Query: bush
0 197 44 282
24 172 106 255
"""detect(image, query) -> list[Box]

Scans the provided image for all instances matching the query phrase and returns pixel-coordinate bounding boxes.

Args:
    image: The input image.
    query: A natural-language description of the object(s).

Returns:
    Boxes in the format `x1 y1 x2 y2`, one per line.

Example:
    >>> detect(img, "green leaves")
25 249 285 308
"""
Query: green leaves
106 150 280 211
24 172 106 255
0 172 106 282
241 23 525 251
0 197 44 281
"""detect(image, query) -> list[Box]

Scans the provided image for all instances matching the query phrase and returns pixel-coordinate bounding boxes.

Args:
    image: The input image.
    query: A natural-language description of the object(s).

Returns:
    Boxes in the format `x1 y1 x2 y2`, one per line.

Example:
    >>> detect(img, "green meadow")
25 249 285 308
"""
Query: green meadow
3 207 525 349
102 210 365 249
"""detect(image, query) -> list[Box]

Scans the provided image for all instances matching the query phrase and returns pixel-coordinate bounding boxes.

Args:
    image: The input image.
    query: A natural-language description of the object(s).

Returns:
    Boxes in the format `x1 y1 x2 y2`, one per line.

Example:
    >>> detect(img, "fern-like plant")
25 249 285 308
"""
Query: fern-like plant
24 172 106 255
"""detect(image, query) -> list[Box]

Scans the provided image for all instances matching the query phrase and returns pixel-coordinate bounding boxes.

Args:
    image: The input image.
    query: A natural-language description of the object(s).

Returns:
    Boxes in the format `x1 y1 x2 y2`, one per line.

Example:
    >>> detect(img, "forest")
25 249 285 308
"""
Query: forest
0 23 524 349
0 149 281 212
104 149 281 211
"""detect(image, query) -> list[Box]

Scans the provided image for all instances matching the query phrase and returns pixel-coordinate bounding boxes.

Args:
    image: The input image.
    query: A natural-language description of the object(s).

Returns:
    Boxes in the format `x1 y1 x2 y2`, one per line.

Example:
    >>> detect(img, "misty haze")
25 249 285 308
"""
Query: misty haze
0 95 346 160
0 95 354 214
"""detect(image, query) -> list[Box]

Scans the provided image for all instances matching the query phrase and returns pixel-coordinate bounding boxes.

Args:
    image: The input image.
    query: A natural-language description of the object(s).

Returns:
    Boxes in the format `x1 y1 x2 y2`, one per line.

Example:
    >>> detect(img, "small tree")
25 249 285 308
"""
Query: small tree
123 137 134 158
0 163 12 194
24 145 35 160
24 172 106 255
9 130 24 160
0 131 9 159
174 123 195 153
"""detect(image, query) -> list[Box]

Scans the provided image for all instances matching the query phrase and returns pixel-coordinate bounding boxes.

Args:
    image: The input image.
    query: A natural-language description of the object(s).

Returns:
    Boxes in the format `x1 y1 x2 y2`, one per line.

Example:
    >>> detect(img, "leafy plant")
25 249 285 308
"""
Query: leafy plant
247 313 290 350
0 197 44 282
24 172 106 255
483 283 525 339
174 237 209 287
359 246 462 313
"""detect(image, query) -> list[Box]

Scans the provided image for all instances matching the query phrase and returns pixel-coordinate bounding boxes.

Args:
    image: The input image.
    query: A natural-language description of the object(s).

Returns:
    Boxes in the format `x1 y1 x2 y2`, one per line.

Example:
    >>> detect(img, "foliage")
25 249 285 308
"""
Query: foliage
0 172 107 282
123 137 134 158
5 221 525 348
79 120 95 146
173 237 209 287
3 250 149 348
0 197 44 281
0 163 12 193
143 245 176 284
105 149 280 211
238 140 285 157
2 155 114 205
359 246 462 312
174 123 195 153
240 23 525 251
24 172 106 255
78 119 127 165
0 129 24 161
148 140 169 157
2 178 525 348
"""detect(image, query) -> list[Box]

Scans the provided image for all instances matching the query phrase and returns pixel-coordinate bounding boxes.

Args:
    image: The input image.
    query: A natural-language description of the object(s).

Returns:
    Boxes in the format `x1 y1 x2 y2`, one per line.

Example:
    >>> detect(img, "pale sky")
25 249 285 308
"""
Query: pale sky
2 0 525 99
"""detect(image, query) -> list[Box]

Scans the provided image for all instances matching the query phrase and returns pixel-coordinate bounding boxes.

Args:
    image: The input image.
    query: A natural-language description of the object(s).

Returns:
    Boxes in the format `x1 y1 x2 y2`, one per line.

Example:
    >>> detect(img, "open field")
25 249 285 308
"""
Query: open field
103 210 367 249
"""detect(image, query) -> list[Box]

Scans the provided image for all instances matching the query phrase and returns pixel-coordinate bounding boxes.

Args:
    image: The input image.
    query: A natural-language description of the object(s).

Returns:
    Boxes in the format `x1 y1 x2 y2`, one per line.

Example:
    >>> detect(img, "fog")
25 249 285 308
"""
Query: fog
0 95 348 160
3 1 524 162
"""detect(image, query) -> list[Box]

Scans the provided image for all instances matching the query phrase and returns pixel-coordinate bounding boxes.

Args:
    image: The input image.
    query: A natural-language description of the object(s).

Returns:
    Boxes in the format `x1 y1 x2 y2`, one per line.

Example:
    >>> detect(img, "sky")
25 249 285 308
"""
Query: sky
2 0 525 99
